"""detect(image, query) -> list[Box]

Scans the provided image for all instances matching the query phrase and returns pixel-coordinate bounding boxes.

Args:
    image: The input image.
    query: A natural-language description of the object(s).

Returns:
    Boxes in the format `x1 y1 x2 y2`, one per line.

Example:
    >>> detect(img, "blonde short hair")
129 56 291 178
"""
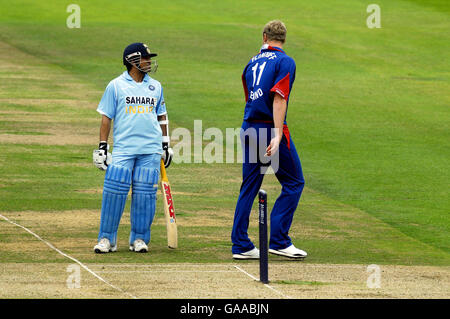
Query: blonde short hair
263 20 287 43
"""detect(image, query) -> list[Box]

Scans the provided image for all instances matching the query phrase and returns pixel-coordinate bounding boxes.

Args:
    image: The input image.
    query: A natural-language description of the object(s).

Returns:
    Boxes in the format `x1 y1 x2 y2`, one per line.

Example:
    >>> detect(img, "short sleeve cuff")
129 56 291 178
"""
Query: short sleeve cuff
97 109 113 119
270 72 290 99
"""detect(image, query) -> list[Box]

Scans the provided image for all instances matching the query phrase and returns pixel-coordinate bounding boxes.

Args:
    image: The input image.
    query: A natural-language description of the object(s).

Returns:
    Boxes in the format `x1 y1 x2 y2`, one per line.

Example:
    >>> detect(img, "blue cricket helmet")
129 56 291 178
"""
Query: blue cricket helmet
123 42 157 65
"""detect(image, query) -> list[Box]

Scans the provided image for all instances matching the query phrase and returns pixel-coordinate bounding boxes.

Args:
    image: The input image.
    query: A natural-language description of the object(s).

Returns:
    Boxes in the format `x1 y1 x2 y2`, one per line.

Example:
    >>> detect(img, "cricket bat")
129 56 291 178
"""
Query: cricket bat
160 159 178 249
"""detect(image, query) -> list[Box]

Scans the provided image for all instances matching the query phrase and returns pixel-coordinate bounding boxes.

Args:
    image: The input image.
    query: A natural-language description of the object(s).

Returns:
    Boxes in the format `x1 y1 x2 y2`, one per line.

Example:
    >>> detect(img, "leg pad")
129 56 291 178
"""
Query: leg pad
98 165 132 246
129 166 159 245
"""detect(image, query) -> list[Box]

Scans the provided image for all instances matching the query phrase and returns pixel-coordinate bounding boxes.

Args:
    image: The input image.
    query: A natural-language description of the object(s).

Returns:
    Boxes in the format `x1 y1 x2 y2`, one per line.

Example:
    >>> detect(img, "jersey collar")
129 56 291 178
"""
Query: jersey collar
260 44 285 54
123 71 150 83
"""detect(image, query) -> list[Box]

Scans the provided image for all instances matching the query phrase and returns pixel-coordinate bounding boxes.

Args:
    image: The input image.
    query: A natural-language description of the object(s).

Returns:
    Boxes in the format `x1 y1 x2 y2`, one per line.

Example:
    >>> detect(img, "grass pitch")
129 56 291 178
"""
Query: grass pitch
0 0 448 298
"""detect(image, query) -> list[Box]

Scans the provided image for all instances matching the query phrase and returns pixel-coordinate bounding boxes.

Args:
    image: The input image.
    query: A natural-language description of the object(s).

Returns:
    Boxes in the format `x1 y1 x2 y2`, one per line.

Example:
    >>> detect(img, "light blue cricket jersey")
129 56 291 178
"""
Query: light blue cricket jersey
97 71 167 155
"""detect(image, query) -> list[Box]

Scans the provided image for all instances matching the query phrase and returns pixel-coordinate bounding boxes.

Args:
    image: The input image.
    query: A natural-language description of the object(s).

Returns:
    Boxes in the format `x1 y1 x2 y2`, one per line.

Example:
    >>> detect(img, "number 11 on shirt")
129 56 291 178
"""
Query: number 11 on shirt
252 62 267 87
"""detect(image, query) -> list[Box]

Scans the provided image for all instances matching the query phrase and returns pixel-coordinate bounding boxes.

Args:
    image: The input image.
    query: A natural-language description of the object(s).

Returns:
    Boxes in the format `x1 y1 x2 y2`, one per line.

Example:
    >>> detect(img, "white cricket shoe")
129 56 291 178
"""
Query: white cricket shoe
233 247 260 260
269 244 307 259
129 239 148 253
94 238 117 254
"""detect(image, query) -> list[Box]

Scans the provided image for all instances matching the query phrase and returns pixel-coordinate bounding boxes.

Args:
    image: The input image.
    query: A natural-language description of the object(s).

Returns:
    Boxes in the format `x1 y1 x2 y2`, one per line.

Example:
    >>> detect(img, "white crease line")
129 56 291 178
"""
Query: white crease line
89 264 236 268
234 265 292 299
95 270 237 273
0 213 137 299
234 265 258 280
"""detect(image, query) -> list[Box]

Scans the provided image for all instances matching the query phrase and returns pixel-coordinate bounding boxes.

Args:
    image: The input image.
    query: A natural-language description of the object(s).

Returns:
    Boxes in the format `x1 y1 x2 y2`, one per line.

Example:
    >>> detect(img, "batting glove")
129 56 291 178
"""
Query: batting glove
93 142 112 171
162 142 174 168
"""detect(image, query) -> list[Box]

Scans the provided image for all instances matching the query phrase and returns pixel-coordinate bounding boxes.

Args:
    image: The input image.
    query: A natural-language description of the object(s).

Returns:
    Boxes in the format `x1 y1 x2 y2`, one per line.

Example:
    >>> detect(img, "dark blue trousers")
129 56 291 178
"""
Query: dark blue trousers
231 121 305 254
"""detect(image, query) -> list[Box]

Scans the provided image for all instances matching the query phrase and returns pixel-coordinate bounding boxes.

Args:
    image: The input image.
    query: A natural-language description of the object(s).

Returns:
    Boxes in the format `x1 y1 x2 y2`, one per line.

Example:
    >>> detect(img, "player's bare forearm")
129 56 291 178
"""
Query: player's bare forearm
158 114 168 138
99 115 111 142
273 93 287 140
265 93 287 156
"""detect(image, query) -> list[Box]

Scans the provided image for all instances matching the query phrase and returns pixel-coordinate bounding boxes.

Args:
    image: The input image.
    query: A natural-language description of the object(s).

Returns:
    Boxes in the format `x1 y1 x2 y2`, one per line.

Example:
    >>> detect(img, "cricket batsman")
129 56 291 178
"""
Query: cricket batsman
92 42 173 253
231 20 307 259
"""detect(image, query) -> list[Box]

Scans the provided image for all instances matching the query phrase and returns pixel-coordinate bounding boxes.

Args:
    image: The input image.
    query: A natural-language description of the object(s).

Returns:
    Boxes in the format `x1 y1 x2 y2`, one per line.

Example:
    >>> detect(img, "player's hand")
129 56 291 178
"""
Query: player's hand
93 142 112 171
162 142 174 168
264 136 282 157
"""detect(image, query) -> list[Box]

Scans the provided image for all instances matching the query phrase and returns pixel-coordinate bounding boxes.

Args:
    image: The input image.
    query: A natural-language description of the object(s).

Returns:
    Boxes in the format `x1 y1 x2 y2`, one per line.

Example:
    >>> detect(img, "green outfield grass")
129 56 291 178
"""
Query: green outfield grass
0 0 448 267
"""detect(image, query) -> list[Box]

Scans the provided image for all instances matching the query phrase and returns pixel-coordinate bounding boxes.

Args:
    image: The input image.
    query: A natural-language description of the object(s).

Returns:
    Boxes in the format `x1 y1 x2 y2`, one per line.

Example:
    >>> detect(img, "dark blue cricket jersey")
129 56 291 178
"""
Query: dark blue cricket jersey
242 44 296 122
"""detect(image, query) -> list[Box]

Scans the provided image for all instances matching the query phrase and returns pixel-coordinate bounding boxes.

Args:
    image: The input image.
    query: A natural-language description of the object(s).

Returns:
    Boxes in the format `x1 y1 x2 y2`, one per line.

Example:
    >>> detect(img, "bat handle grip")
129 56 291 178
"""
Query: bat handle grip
160 159 168 181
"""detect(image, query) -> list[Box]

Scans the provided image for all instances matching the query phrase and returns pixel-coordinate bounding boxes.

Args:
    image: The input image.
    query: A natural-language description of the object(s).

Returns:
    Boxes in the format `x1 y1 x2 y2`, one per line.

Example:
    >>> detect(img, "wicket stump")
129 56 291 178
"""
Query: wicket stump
259 189 269 284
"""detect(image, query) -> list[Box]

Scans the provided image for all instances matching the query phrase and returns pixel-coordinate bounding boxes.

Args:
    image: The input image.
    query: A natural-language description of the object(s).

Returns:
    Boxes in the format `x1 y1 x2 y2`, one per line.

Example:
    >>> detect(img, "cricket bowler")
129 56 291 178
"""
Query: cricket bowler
231 20 307 259
92 42 173 253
